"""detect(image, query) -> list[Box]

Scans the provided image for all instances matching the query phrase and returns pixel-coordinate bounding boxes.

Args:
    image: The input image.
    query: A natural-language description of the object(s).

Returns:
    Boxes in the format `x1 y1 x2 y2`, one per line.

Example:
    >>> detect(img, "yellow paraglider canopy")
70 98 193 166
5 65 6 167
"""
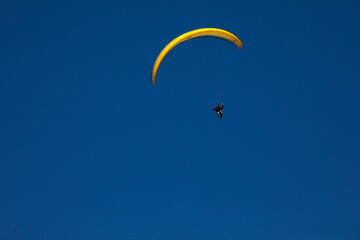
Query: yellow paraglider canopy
151 28 242 87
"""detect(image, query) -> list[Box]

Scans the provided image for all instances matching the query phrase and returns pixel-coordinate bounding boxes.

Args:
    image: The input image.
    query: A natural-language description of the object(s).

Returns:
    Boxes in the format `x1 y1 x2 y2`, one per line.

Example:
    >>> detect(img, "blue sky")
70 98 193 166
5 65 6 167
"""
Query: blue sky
1 1 359 239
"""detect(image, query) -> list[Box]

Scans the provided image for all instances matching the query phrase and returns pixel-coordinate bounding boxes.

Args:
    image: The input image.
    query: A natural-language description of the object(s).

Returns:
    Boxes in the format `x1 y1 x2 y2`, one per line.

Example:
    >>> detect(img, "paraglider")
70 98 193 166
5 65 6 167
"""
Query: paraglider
151 28 242 87
211 103 224 119
151 28 241 119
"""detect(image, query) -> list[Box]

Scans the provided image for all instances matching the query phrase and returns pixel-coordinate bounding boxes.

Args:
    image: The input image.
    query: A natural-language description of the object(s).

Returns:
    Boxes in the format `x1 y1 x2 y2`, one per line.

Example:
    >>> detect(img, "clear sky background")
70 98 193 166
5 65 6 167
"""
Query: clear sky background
1 1 359 239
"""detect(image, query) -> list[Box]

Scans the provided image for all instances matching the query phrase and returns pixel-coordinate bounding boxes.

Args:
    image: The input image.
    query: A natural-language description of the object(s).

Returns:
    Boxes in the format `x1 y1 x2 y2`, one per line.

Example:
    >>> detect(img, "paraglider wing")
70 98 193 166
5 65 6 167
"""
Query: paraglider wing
151 28 242 87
